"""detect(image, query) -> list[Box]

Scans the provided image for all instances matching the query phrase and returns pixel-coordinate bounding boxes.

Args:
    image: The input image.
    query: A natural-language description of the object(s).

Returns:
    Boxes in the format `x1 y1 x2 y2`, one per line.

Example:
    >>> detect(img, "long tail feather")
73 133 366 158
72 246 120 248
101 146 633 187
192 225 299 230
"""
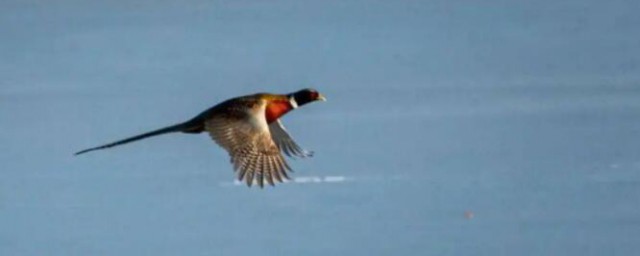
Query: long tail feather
75 122 193 156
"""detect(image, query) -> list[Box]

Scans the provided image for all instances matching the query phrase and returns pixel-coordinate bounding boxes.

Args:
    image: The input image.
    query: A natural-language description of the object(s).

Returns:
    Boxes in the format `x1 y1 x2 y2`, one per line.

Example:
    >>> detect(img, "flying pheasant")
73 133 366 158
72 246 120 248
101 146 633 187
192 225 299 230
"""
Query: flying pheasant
75 88 326 187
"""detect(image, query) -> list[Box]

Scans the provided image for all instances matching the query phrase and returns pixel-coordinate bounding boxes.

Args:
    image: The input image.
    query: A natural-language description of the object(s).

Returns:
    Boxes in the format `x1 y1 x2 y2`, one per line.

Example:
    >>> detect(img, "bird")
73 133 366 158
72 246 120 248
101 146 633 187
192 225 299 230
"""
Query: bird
75 88 326 187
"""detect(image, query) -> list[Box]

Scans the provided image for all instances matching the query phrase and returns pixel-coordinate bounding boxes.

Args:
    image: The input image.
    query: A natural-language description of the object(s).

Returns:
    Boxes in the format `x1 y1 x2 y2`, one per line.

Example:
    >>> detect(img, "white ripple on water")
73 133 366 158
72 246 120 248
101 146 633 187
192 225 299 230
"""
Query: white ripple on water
218 174 411 187
218 175 351 187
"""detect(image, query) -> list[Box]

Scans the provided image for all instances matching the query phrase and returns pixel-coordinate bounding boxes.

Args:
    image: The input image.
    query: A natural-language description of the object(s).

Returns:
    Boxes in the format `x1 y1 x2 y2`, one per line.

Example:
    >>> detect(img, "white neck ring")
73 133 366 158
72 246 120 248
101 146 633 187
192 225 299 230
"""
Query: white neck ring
289 96 299 109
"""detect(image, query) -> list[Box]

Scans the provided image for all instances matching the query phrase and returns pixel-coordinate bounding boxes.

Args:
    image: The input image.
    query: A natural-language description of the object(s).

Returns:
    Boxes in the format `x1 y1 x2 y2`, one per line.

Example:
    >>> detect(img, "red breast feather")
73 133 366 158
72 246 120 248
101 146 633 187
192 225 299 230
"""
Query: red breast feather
265 100 293 123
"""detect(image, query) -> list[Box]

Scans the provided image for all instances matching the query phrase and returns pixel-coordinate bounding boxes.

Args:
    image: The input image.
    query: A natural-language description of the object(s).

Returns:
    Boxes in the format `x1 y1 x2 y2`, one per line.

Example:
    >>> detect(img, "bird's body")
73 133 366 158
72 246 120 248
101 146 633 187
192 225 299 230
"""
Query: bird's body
75 89 326 187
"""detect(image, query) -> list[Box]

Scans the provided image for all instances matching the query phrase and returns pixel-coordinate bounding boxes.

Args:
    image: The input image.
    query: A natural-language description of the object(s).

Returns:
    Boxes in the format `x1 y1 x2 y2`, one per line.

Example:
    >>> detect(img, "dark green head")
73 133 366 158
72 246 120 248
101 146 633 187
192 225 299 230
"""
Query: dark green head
288 88 326 107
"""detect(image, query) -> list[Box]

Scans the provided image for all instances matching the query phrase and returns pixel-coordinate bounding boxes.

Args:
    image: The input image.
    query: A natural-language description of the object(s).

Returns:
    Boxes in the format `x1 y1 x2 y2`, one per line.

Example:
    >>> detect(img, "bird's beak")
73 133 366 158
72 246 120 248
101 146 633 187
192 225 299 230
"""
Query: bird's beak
317 94 327 102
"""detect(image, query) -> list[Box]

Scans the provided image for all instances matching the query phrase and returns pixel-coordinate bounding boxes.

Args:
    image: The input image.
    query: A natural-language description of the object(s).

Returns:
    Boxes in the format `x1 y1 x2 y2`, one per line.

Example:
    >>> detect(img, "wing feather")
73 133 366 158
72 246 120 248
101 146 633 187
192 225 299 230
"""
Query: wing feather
256 154 264 188
204 100 292 187
265 156 276 186
269 119 314 158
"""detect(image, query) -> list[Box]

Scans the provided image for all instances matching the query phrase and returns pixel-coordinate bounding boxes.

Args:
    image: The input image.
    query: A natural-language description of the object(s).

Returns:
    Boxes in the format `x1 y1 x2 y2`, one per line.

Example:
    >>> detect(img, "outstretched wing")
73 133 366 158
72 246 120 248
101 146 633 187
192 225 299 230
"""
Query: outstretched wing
269 119 314 158
204 102 291 187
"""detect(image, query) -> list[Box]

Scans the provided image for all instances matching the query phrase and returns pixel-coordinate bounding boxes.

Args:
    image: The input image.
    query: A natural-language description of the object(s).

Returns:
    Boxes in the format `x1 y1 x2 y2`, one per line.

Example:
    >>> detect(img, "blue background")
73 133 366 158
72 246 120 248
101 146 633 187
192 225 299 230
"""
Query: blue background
2 1 640 255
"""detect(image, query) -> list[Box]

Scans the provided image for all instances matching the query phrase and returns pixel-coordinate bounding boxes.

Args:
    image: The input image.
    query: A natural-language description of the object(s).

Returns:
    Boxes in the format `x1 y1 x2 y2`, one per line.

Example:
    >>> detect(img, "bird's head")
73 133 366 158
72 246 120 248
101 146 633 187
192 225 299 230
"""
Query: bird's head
288 88 326 107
